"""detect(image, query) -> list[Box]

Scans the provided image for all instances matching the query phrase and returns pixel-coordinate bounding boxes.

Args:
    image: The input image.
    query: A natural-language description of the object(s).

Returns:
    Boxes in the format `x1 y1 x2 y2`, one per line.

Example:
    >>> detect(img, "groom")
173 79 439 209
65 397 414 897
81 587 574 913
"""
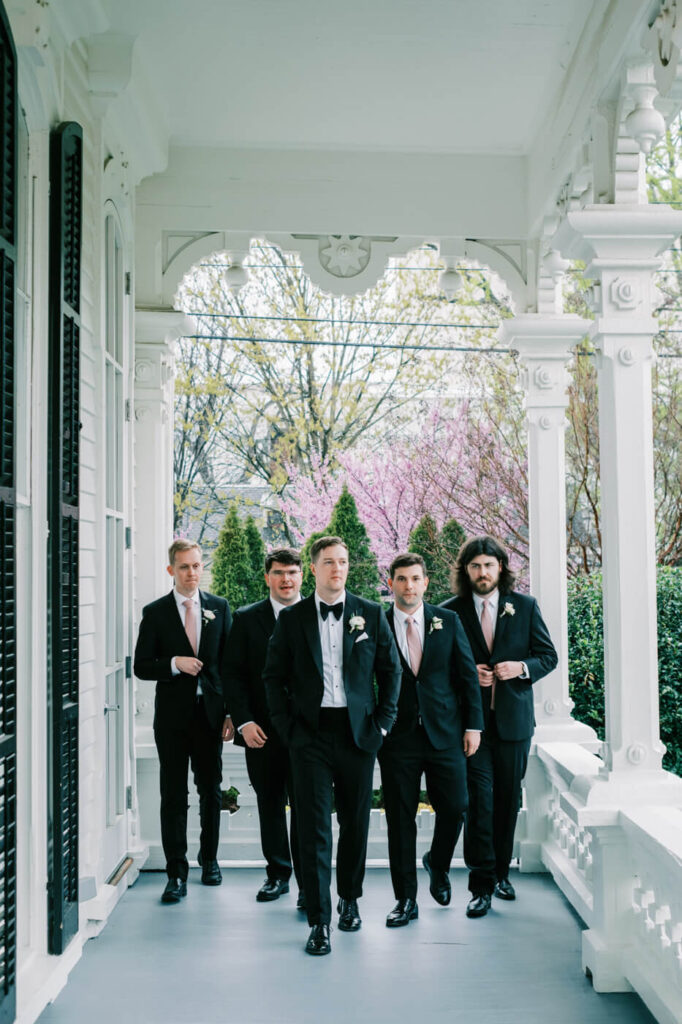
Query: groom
263 536 401 956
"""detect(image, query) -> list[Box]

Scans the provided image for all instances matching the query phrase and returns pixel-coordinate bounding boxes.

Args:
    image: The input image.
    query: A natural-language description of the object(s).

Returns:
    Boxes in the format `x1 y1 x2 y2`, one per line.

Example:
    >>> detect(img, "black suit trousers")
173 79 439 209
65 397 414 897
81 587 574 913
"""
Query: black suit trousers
289 711 375 926
464 711 530 894
379 727 468 900
244 735 301 887
154 696 223 880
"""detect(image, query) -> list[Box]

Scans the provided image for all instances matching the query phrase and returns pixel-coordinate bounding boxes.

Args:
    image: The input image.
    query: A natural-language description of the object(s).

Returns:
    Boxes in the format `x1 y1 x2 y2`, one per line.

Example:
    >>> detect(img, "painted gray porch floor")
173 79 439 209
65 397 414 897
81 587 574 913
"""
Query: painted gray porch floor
38 868 655 1024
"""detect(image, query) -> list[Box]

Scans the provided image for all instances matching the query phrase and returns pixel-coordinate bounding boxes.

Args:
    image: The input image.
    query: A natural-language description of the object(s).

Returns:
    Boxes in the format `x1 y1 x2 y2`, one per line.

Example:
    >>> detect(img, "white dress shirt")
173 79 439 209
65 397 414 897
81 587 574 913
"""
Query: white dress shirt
392 603 425 666
315 592 347 708
171 589 203 693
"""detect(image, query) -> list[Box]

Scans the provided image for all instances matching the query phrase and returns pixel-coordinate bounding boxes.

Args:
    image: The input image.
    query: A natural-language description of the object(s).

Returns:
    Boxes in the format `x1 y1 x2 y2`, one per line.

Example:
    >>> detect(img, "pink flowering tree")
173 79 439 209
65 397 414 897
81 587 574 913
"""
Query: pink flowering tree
278 406 529 582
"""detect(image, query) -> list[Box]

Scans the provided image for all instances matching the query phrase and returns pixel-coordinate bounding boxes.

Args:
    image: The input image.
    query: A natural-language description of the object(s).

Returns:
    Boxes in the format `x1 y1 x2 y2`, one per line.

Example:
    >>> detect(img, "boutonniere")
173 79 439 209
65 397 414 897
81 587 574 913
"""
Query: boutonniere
348 614 365 634
202 609 216 623
429 617 443 633
501 602 515 618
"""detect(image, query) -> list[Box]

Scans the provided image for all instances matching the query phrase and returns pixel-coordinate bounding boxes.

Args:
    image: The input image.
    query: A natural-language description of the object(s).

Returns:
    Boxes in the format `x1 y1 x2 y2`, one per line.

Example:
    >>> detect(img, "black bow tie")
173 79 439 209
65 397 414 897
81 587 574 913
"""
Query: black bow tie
319 601 343 621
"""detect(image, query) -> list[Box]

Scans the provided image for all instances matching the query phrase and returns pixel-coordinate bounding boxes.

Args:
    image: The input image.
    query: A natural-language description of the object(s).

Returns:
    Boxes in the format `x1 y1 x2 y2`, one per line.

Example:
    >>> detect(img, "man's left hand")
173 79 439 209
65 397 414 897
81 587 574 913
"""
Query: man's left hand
493 661 524 681
222 716 235 742
463 730 480 757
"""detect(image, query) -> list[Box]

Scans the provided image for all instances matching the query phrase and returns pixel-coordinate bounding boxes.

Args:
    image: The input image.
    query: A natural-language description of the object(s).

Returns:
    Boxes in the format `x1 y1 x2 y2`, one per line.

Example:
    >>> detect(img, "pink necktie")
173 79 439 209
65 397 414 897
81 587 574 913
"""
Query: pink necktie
183 599 197 654
480 599 494 653
406 616 422 676
480 599 496 709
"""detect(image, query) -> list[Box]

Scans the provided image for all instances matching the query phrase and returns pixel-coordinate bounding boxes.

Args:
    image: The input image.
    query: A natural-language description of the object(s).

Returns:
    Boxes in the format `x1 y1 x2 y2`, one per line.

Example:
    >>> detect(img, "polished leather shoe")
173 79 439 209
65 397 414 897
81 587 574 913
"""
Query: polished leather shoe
256 877 290 902
386 898 418 928
296 891 307 913
337 897 362 931
200 860 222 886
305 924 331 956
422 851 451 906
161 877 187 904
494 877 516 901
466 893 492 918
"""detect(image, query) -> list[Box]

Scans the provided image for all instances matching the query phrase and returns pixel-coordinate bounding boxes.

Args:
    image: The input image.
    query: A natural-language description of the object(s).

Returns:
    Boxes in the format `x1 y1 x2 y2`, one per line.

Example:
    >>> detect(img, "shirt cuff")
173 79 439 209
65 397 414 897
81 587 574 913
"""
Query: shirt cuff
381 727 387 736
465 728 482 732
170 657 180 676
237 721 255 733
519 662 529 679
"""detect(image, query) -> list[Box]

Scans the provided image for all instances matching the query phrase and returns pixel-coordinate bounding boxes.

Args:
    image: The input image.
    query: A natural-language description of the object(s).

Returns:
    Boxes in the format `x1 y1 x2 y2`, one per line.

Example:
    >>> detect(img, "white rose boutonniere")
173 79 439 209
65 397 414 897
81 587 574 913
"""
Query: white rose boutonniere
429 617 443 634
501 602 515 618
348 614 365 633
202 609 216 623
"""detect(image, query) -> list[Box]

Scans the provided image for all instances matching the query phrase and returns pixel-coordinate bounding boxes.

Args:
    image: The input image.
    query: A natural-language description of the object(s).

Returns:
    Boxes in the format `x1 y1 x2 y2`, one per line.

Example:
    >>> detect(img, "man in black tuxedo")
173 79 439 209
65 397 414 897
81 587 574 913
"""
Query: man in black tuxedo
223 547 303 907
134 540 233 904
441 535 557 917
379 554 483 928
263 536 401 956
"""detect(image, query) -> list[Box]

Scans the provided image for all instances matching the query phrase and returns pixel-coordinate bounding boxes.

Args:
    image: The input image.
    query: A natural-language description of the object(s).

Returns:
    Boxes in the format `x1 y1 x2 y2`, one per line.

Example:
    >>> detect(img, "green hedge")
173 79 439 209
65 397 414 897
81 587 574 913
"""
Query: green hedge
568 567 682 776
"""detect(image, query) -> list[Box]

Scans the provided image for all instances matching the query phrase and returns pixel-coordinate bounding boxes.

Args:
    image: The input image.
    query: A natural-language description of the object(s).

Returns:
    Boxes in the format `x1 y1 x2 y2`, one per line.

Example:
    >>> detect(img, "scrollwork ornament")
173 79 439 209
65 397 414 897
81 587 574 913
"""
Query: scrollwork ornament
609 276 640 310
646 0 682 94
627 743 647 766
319 235 371 278
618 347 637 367
539 415 552 431
544 698 558 715
135 358 154 383
533 365 554 391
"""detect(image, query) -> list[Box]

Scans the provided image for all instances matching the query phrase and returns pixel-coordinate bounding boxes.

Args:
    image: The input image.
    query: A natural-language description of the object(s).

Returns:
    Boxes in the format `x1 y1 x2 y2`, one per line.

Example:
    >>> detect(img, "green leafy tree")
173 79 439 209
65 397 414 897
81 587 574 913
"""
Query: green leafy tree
327 486 381 601
300 530 326 596
211 505 251 609
406 514 466 604
244 515 267 603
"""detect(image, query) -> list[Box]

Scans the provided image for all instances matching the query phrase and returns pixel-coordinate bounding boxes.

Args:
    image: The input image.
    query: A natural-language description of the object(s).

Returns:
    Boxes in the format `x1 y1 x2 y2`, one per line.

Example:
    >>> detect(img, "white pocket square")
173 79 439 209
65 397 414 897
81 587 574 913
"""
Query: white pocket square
355 632 369 643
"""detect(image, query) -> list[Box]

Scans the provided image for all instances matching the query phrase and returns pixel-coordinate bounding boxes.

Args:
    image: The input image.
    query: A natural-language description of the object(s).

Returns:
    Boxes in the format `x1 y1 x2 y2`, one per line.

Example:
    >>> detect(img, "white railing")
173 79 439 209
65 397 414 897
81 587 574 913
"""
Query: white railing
524 740 682 1024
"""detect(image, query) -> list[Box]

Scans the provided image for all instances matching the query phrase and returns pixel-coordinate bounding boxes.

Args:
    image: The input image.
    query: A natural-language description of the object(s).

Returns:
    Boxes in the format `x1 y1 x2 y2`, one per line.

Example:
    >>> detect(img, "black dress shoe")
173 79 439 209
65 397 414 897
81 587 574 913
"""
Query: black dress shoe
200 859 222 886
337 897 361 931
296 891 307 913
305 924 331 956
422 851 451 906
494 878 516 901
466 893 492 918
161 877 187 904
386 898 418 928
257 877 290 902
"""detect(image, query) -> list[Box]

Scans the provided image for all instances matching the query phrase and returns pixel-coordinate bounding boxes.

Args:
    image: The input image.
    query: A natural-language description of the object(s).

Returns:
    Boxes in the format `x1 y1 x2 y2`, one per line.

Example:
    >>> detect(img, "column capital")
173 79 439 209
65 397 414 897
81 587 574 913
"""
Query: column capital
498 312 591 358
135 308 195 346
553 204 682 267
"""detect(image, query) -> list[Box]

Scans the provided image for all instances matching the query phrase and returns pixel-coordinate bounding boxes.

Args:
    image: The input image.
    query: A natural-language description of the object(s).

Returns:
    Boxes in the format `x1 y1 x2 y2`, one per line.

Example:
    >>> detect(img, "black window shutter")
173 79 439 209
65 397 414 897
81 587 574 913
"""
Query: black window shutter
0 1 17 1019
47 121 82 956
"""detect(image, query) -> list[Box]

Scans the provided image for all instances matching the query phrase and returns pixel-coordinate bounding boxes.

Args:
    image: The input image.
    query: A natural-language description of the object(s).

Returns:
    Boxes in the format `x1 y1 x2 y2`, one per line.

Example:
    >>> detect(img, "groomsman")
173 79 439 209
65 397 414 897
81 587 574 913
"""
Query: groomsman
223 547 304 907
263 536 401 956
379 554 483 927
441 536 557 917
134 540 233 904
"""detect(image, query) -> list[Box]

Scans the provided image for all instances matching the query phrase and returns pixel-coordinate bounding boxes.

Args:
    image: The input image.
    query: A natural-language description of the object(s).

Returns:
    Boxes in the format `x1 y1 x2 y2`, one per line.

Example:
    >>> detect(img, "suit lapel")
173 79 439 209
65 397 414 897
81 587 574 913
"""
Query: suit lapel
256 598 276 639
197 591 211 658
419 603 438 677
491 593 513 655
342 595 357 682
386 606 411 676
460 596 490 662
301 595 324 682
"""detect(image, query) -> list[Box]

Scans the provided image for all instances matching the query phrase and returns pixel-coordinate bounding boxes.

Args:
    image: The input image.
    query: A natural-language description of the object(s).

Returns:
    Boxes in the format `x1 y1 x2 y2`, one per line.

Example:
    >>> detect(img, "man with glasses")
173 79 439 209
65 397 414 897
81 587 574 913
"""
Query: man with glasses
223 548 304 907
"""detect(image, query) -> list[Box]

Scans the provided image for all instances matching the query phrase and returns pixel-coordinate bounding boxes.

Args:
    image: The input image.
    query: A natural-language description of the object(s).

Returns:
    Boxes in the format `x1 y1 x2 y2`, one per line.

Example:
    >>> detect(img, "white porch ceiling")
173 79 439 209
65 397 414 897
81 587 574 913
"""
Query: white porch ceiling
107 0 594 155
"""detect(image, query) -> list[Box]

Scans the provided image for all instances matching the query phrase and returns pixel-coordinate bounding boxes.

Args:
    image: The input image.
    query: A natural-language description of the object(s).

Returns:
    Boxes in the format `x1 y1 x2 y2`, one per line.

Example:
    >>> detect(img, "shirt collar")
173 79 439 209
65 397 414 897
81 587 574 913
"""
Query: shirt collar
174 588 199 609
473 589 499 615
393 602 425 628
270 594 301 618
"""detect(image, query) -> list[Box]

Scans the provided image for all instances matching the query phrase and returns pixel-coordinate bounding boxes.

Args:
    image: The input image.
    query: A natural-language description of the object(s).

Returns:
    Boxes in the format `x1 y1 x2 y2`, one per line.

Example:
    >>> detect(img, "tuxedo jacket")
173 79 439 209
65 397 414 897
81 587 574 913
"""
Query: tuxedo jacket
385 603 484 749
134 589 232 733
263 592 402 752
440 591 557 741
222 598 277 748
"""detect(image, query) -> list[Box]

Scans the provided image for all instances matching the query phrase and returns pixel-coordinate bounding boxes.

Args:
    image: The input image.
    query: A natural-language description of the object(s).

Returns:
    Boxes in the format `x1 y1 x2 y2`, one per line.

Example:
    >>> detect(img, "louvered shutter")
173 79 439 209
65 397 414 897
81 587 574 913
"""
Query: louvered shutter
47 122 82 956
0 2 17 1018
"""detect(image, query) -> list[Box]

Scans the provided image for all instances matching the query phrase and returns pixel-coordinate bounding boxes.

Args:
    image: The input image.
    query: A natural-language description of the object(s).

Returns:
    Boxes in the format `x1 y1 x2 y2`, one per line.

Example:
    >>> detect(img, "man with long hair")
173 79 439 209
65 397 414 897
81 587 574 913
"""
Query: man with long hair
442 536 557 917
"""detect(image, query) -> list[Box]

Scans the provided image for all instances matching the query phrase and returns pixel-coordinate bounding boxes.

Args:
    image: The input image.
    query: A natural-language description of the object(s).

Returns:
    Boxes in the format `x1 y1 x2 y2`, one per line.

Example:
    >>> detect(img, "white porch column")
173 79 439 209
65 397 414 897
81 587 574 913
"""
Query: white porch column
133 310 189 728
555 205 682 780
498 314 598 745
